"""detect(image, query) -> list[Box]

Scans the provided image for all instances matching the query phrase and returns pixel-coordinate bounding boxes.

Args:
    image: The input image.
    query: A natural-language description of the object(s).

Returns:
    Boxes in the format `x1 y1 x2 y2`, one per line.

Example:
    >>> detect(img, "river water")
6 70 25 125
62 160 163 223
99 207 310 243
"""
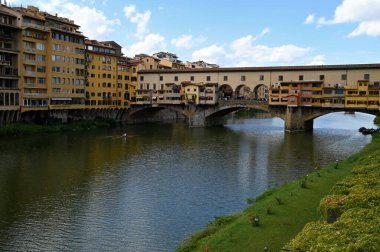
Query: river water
0 112 376 251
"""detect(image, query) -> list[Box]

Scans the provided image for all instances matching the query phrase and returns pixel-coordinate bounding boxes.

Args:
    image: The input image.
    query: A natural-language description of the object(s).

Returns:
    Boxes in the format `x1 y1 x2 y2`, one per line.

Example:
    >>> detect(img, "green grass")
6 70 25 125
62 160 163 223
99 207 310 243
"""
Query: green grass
0 120 114 136
177 135 379 252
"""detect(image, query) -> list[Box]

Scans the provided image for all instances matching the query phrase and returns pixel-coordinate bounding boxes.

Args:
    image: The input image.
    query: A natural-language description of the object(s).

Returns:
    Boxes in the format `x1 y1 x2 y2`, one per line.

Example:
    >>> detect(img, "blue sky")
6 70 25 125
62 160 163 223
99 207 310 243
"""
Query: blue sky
8 0 380 66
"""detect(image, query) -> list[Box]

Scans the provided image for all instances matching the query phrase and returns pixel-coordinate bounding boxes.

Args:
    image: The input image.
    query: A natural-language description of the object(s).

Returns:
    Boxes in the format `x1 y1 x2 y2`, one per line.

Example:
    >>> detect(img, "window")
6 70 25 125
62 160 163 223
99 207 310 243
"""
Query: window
341 74 347 81
37 66 45 73
174 76 178 81
278 75 283 81
37 55 45 62
190 76 194 81
140 76 144 81
36 43 45 50
259 75 264 81
223 76 228 81
206 76 211 81
52 66 60 72
299 75 304 81
320 75 325 81
241 75 246 81
159 76 163 81
52 55 61 62
364 74 370 80
38 78 45 84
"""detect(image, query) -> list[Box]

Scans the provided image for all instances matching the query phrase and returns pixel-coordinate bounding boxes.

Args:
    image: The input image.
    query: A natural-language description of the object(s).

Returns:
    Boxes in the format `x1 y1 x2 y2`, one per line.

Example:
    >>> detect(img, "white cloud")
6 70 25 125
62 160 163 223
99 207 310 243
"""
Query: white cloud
313 0 380 37
330 0 380 24
122 5 151 38
34 0 120 40
305 14 315 24
123 5 136 18
230 35 311 65
171 34 206 49
129 11 151 38
308 55 326 65
192 33 312 67
64 4 120 39
348 20 380 37
124 33 166 57
192 45 228 64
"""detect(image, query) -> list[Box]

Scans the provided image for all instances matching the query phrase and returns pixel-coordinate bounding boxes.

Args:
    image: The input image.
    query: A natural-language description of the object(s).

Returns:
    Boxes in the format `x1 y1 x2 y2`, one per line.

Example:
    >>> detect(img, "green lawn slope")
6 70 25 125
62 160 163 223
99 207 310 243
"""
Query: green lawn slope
177 134 380 252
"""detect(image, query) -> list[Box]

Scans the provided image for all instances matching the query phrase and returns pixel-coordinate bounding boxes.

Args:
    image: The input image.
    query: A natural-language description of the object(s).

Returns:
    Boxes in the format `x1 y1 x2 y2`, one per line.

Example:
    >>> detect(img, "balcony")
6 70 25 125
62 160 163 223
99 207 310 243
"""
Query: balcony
0 67 18 77
25 47 36 53
24 59 36 65
22 22 50 31
0 32 12 40
23 92 48 97
24 70 36 77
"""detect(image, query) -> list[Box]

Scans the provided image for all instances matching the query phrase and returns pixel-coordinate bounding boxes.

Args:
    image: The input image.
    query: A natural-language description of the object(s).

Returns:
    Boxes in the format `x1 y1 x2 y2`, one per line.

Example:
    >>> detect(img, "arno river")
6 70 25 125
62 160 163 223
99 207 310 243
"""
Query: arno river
0 112 376 251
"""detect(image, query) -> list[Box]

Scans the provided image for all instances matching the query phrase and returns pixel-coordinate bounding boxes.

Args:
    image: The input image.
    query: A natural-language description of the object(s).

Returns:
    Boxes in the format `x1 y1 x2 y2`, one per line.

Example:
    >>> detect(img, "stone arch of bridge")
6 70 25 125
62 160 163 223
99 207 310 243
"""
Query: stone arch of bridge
204 101 270 124
218 84 233 99
303 109 379 125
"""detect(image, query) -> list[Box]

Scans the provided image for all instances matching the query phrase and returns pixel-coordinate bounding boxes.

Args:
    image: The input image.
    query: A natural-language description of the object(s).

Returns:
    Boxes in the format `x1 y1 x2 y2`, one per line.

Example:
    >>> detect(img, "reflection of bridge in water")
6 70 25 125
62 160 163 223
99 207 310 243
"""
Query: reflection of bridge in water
126 99 380 131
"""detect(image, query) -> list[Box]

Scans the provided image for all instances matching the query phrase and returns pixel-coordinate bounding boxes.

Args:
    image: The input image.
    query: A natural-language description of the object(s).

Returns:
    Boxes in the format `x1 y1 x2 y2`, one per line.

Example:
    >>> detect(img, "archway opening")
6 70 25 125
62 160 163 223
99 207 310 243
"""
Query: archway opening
313 112 377 130
235 85 252 100
253 84 269 101
219 84 233 100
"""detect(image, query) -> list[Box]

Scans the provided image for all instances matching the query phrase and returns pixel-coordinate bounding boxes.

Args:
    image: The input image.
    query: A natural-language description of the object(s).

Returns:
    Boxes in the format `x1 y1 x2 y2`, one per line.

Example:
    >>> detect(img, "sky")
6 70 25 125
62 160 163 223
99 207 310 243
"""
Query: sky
7 0 380 67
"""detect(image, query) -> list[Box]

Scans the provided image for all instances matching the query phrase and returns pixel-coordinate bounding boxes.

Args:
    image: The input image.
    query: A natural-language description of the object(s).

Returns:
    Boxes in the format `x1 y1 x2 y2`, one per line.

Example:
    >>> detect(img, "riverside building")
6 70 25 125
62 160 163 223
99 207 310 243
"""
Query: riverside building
0 7 21 123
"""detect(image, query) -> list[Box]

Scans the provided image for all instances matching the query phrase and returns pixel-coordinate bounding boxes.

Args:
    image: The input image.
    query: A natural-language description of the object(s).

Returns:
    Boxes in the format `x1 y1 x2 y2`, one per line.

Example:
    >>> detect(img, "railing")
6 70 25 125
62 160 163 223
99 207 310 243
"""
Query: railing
23 92 48 97
25 47 36 53
0 68 18 76
22 22 50 31
25 71 36 77
24 59 36 65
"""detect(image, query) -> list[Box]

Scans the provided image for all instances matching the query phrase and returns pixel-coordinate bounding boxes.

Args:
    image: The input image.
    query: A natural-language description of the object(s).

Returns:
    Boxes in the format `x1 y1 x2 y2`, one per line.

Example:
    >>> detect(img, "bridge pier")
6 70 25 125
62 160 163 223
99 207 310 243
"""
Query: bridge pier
284 107 313 131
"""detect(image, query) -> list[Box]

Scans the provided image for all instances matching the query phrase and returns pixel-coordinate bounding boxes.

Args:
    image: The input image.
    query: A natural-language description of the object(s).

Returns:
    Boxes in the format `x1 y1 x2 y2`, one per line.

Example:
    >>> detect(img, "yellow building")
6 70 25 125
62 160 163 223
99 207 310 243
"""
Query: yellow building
14 6 49 111
12 5 86 112
85 40 120 109
117 56 133 108
45 12 86 110
0 6 21 119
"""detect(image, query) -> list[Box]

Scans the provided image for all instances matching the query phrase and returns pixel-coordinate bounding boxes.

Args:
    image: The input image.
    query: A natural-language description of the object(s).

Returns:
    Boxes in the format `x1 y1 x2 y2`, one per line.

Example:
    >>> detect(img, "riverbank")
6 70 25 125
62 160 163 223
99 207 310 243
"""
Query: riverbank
177 133 380 252
0 119 115 136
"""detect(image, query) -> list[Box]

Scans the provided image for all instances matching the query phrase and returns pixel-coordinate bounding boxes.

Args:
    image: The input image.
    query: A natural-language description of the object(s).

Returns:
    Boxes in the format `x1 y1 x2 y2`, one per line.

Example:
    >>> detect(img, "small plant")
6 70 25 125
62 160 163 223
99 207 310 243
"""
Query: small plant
249 214 260 226
317 172 321 177
300 179 307 189
246 197 255 205
267 206 273 215
275 196 283 205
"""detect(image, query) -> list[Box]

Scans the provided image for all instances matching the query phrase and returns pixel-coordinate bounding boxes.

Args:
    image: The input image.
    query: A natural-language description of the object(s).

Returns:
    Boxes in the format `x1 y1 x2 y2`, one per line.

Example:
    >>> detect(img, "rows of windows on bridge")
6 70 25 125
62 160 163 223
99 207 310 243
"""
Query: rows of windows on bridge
145 74 372 83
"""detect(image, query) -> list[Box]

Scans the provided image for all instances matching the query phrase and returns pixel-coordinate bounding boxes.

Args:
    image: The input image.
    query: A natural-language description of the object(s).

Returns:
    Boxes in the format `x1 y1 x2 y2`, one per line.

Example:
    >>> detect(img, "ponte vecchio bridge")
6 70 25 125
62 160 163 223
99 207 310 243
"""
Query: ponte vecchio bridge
130 64 380 131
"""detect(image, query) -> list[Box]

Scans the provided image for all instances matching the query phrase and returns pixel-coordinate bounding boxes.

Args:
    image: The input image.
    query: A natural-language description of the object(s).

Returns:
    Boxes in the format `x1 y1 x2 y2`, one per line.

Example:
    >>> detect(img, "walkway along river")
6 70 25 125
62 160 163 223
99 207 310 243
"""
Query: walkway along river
0 112 376 251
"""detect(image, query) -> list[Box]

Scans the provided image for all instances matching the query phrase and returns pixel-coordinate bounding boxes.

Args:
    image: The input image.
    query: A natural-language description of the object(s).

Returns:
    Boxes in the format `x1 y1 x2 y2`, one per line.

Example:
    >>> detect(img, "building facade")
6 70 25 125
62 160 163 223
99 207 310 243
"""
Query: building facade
0 7 20 119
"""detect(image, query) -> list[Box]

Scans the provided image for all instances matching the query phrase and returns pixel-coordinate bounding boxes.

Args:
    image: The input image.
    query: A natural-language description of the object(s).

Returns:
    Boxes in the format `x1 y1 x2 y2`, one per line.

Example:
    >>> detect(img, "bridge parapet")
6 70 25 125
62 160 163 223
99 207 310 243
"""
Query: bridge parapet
217 99 268 108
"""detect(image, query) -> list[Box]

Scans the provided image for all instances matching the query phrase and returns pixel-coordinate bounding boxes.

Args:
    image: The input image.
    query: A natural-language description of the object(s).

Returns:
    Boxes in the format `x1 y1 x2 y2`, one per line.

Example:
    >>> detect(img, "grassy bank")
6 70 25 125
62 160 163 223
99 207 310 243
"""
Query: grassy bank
0 120 115 136
177 134 380 252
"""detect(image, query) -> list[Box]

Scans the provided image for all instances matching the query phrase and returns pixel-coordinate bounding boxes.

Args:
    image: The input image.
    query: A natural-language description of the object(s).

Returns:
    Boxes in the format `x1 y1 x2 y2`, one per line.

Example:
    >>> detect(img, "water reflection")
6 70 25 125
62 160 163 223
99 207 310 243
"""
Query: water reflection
0 112 376 251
